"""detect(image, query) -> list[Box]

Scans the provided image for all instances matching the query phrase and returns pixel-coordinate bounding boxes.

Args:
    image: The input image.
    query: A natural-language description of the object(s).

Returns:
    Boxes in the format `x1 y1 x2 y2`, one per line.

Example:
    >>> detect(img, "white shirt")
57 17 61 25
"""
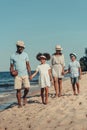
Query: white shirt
68 60 80 78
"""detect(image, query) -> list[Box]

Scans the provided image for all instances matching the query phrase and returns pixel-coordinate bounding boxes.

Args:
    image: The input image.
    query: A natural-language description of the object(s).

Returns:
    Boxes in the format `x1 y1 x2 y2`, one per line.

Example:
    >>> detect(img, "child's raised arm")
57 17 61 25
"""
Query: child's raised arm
64 68 70 75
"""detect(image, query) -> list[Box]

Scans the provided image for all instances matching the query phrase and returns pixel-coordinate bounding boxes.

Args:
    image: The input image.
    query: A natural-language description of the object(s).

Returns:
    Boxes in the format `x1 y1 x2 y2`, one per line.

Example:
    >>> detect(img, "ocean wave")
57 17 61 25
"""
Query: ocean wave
0 79 38 87
0 93 10 98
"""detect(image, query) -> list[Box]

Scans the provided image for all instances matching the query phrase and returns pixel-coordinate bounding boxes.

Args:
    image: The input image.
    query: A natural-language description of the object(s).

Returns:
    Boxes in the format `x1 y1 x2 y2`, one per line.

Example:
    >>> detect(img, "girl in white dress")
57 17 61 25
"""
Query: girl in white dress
30 53 53 105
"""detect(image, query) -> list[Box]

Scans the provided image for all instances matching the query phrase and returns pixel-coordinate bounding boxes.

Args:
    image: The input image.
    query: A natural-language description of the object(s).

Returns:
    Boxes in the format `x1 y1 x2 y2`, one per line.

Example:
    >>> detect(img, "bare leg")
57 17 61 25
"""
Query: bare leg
76 82 80 94
45 87 49 104
58 78 62 97
23 88 29 105
41 88 45 104
72 84 76 95
16 89 22 107
53 77 58 97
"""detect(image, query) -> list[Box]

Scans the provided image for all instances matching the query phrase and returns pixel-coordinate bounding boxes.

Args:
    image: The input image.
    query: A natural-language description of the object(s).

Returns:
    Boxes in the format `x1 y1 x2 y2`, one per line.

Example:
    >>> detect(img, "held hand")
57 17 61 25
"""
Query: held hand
51 80 54 86
50 79 54 86
61 70 65 75
79 75 82 80
63 70 69 75
29 75 33 80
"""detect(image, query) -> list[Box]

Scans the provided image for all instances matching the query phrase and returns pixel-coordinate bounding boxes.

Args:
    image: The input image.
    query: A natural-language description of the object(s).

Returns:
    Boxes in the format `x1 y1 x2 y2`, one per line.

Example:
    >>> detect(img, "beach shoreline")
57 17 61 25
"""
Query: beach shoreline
0 76 69 111
0 74 87 130
0 84 40 111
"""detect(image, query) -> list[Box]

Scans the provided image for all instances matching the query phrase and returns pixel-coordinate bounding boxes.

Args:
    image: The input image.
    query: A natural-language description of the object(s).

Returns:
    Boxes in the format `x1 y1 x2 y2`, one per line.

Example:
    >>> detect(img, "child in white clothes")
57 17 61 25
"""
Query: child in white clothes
30 53 53 105
65 53 81 95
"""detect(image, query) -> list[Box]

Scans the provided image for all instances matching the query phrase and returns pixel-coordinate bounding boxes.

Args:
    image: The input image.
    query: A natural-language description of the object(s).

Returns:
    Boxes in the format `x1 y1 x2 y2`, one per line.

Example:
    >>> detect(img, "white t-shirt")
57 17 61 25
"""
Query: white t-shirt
68 60 80 78
36 63 51 88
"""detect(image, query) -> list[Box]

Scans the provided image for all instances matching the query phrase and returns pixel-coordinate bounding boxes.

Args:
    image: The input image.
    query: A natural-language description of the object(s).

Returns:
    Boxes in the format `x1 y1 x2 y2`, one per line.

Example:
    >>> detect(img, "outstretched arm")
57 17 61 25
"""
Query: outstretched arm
29 71 38 80
64 68 70 75
26 61 31 76
48 69 54 85
48 69 53 81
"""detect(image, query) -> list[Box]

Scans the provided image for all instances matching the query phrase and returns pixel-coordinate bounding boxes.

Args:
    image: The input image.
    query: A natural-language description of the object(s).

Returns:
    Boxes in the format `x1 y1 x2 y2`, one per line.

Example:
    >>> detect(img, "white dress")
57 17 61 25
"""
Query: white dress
36 63 51 88
51 54 65 78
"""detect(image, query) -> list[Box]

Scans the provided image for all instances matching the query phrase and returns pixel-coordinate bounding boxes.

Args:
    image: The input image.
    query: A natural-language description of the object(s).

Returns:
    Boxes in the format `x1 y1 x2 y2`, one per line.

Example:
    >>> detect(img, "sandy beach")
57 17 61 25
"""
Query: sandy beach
0 74 87 130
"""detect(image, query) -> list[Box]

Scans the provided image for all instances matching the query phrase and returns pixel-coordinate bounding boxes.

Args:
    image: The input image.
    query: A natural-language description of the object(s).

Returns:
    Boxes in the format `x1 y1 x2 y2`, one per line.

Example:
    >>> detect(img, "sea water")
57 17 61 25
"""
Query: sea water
0 71 39 111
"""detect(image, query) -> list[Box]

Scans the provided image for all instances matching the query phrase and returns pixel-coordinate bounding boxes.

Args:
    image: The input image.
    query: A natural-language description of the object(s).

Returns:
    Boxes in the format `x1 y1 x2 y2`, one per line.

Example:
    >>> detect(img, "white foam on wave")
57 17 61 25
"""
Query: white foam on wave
30 84 39 88
0 93 10 98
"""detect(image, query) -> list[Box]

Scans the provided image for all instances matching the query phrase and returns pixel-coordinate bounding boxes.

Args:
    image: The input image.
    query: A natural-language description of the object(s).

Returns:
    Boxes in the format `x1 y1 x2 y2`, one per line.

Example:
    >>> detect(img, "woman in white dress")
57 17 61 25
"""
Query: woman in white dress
51 45 65 97
30 53 53 105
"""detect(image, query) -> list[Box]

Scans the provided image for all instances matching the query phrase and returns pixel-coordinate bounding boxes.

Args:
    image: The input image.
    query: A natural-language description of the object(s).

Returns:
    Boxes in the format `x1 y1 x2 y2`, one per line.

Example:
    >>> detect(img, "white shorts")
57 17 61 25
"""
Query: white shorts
14 75 30 89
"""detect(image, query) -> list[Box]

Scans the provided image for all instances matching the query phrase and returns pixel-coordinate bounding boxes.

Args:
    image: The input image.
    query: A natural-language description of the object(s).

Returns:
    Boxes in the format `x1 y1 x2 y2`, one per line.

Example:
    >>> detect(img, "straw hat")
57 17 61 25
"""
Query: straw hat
40 55 46 59
16 40 25 48
36 53 50 61
55 45 63 51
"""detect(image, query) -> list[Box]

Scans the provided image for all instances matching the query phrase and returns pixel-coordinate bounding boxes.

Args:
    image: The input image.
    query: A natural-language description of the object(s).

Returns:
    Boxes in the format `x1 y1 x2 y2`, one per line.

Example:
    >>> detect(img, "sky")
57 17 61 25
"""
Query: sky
0 0 87 71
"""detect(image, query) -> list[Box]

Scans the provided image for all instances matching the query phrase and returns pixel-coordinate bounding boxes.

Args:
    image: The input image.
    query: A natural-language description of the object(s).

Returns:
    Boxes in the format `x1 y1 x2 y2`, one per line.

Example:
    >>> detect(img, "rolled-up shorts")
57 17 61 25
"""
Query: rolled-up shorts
71 77 79 85
14 75 30 89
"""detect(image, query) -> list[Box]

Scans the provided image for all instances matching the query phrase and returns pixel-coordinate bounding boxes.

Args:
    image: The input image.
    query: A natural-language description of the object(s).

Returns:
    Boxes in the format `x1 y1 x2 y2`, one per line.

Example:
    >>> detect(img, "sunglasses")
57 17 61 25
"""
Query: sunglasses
17 46 24 49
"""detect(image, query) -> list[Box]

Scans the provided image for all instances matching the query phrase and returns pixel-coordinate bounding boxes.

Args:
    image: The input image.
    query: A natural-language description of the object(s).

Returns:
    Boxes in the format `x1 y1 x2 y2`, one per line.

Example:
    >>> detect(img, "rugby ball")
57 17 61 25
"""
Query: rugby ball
11 70 18 77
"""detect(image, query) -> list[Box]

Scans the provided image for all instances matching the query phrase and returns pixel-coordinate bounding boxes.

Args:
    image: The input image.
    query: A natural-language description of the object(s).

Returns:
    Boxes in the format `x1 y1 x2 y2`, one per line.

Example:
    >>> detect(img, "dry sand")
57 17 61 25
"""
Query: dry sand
0 74 87 130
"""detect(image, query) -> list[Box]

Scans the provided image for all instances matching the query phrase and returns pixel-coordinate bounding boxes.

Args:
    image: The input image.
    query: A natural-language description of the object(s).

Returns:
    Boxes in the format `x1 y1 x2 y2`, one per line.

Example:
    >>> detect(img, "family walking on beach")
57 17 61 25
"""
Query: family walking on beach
10 40 81 108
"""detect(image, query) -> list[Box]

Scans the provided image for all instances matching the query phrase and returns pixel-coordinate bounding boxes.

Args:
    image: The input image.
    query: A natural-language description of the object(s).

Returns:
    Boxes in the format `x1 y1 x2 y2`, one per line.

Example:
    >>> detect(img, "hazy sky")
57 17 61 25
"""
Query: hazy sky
0 0 87 71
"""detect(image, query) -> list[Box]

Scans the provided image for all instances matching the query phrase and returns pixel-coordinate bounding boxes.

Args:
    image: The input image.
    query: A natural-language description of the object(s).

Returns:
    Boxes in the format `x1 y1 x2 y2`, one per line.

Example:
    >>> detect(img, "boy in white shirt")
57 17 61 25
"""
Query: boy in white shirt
65 53 81 95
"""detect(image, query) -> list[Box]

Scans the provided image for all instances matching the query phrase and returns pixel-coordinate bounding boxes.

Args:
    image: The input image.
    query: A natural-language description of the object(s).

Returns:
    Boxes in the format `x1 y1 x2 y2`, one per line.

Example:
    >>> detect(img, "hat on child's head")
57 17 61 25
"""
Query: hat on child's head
36 53 50 61
16 40 25 48
55 45 63 51
70 53 77 58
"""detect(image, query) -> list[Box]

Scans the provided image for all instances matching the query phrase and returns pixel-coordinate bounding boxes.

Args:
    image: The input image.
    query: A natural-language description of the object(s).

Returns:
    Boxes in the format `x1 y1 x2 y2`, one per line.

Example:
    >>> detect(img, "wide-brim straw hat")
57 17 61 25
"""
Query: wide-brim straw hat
16 40 25 48
55 45 63 51
39 55 46 59
36 53 50 61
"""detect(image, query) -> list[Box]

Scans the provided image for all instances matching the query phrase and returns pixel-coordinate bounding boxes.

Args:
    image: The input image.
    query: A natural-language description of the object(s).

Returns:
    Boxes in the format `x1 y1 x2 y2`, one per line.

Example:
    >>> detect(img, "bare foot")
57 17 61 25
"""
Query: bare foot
18 104 22 108
74 93 78 96
58 93 62 97
23 98 27 106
